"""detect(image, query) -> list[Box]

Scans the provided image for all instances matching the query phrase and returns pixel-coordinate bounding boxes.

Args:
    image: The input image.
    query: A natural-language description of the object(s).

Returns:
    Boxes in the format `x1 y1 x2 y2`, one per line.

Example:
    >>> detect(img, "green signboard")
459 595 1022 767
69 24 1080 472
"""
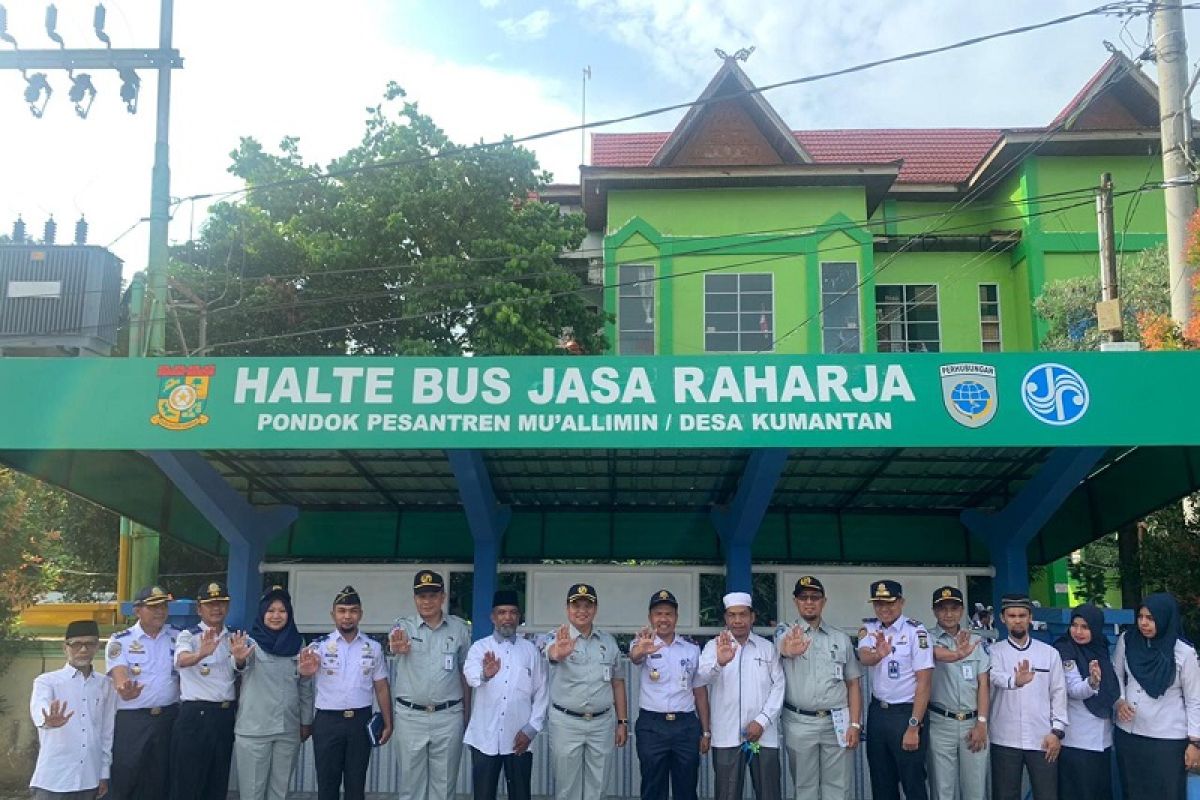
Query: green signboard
0 353 1194 450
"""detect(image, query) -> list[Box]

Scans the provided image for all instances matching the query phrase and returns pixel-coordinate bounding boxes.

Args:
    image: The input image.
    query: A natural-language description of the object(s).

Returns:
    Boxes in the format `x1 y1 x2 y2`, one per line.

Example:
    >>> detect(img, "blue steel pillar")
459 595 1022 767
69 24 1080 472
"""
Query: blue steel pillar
960 447 1105 615
446 449 511 640
143 451 298 629
711 449 789 594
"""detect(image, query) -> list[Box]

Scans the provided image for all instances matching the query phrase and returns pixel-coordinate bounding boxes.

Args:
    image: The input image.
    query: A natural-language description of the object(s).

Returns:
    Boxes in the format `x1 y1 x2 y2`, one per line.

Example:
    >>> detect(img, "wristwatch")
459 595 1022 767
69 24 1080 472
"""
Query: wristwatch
977 716 988 724
702 731 712 738
907 716 920 728
617 719 629 725
1051 729 1065 740
849 722 862 730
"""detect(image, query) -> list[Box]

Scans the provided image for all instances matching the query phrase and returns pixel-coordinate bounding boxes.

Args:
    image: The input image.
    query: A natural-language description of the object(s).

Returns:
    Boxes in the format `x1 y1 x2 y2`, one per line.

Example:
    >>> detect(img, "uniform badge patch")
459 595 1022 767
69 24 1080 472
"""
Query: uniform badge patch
1064 660 1076 671
916 631 929 649
107 641 121 658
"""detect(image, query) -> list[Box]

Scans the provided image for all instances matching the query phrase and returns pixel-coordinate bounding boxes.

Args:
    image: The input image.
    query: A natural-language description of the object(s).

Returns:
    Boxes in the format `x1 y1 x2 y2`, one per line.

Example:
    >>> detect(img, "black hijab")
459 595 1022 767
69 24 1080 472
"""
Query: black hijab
249 586 303 658
1053 603 1119 718
1123 592 1180 699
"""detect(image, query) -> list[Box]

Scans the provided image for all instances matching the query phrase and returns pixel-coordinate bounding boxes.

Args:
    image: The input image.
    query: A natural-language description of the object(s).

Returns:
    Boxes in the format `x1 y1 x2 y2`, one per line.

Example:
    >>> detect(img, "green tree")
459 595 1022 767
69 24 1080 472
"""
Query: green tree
167 83 607 358
1139 495 1200 642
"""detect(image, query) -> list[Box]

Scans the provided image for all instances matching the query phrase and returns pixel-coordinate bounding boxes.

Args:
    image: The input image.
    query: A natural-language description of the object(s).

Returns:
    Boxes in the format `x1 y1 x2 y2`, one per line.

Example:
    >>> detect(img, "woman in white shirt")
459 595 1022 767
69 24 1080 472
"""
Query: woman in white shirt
1112 592 1200 800
1052 603 1118 800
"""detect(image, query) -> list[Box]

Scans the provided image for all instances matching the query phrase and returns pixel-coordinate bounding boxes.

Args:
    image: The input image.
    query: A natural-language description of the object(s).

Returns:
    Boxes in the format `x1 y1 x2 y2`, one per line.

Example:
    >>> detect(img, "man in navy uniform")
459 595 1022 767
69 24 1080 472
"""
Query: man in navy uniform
171 581 238 800
629 589 711 800
309 585 393 800
105 585 179 800
857 579 934 800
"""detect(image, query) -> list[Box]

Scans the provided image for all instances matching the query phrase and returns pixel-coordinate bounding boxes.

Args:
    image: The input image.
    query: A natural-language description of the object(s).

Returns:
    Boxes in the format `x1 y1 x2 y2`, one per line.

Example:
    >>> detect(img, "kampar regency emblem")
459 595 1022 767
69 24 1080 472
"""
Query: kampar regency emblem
150 365 214 431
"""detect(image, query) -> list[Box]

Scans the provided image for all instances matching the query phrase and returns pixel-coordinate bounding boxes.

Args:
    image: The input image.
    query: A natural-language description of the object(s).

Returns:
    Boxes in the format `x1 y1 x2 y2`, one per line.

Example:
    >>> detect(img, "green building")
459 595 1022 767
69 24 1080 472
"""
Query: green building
576 53 1164 358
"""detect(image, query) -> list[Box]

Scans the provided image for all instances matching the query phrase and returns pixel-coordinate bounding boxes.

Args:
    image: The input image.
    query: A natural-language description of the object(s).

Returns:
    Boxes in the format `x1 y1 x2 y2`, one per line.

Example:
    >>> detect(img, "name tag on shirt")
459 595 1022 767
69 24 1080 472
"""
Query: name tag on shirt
961 663 975 682
444 655 455 672
888 660 899 679
603 665 612 682
834 663 844 680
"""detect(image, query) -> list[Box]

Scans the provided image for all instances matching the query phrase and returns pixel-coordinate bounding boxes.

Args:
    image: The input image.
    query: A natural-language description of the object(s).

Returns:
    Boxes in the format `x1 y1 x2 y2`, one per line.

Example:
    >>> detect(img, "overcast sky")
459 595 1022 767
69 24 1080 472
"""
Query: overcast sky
2 0 1198 279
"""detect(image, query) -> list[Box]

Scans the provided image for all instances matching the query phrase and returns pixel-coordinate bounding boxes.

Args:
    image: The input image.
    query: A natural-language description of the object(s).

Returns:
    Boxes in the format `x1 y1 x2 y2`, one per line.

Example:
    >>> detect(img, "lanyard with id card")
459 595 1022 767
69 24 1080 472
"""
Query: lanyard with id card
960 663 975 682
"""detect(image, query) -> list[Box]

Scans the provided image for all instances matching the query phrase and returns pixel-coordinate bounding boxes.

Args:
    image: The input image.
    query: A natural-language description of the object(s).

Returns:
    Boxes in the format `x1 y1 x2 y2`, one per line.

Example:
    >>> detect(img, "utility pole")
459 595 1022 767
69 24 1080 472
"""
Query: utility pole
145 0 174 357
1154 0 1197 328
581 66 591 167
1095 172 1124 342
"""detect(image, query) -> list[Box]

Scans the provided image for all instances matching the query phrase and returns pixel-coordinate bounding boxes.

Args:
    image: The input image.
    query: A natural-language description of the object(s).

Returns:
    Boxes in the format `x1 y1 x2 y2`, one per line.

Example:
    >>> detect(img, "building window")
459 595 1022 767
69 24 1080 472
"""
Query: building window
618 264 655 354
979 284 1001 352
704 273 774 352
821 262 861 353
875 284 940 352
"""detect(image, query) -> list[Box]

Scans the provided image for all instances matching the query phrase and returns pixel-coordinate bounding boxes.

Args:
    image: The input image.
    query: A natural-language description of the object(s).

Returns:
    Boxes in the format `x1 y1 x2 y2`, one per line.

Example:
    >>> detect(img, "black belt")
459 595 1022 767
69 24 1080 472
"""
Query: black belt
317 706 371 719
870 699 914 711
929 704 977 721
783 702 834 718
553 703 610 720
182 699 235 710
396 698 462 713
639 709 694 722
120 705 178 716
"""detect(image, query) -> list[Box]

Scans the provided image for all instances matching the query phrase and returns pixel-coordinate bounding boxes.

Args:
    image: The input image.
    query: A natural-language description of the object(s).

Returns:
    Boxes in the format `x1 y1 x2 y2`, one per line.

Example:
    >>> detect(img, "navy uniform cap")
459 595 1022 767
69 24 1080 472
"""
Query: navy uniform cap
793 576 825 596
198 581 230 604
413 570 445 593
649 588 678 609
134 585 172 606
868 579 903 602
334 585 362 606
568 583 598 603
932 585 964 606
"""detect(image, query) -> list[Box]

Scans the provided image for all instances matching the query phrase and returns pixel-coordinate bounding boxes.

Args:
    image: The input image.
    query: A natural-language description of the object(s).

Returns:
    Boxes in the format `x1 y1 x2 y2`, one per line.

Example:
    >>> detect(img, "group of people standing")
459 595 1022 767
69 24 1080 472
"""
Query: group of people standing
24 571 1200 800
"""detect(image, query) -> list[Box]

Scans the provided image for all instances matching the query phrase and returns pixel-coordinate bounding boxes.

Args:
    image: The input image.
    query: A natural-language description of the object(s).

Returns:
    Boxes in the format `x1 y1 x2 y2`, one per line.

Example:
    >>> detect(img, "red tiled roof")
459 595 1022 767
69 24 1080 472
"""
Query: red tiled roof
591 128 1004 185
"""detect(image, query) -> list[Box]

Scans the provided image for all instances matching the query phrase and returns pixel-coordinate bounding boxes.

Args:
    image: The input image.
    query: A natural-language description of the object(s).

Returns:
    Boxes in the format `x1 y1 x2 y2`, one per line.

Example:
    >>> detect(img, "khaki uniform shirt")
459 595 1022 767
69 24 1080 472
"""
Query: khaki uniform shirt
776 620 862 711
930 625 990 714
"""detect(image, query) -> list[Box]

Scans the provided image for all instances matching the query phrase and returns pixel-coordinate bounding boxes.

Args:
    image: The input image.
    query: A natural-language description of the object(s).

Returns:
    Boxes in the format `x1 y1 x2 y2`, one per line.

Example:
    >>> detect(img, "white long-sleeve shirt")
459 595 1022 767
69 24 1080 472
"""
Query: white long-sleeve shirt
1113 635 1200 740
28 664 116 792
1060 659 1111 751
463 633 548 756
696 633 785 748
988 637 1067 750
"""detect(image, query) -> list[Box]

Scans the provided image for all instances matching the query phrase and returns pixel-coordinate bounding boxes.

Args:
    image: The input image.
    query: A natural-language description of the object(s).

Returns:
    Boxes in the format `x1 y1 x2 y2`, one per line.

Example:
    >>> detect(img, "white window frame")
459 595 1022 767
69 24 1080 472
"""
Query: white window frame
819 261 861 354
617 263 656 355
978 282 1002 352
703 272 775 353
874 282 942 353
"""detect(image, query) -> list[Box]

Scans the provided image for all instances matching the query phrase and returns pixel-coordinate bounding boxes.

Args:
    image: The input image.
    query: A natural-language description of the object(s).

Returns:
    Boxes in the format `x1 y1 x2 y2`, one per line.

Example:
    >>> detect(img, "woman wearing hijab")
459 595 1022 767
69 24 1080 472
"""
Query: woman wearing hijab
1053 603 1118 800
1112 592 1200 800
230 586 320 800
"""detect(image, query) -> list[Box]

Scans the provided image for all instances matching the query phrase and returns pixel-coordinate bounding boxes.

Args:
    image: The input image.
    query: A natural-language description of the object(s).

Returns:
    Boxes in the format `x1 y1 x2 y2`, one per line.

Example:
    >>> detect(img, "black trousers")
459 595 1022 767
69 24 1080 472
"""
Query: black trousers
169 701 235 800
109 705 177 800
991 743 1057 800
865 700 928 800
1058 745 1112 800
635 710 701 800
469 746 532 800
313 707 373 800
1114 727 1189 800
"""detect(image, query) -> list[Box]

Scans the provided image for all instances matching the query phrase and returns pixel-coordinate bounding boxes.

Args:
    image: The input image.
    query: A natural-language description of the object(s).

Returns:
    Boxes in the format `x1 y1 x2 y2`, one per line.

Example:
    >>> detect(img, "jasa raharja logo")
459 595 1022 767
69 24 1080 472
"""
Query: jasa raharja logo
150 365 215 431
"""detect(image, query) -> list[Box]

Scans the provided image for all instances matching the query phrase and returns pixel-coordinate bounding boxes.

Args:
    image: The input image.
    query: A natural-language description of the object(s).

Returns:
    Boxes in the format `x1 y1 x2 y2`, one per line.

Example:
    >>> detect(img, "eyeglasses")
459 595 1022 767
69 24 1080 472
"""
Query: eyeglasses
65 640 99 650
796 594 824 602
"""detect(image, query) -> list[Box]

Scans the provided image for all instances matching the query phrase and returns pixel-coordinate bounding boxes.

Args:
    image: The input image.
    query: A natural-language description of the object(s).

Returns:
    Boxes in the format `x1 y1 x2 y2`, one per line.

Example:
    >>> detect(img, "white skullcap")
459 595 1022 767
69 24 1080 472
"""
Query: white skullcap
722 592 753 610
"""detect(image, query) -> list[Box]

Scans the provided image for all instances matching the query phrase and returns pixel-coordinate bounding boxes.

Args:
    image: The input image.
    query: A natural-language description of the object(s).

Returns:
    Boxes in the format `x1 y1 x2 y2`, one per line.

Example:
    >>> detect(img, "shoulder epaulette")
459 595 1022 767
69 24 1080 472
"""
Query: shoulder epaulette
863 617 878 624
186 625 202 634
906 618 923 627
113 629 132 639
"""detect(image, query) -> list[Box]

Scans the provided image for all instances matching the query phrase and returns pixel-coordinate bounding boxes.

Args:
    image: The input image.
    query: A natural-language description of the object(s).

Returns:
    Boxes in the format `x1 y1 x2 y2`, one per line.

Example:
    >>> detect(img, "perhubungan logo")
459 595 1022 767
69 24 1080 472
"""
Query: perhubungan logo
150 365 215 431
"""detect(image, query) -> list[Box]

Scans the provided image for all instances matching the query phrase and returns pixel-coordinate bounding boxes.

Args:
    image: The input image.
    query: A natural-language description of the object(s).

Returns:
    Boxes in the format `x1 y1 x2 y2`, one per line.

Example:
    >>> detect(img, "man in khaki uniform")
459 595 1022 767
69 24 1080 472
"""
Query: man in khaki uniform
927 586 990 800
543 583 628 800
388 570 471 800
776 576 863 800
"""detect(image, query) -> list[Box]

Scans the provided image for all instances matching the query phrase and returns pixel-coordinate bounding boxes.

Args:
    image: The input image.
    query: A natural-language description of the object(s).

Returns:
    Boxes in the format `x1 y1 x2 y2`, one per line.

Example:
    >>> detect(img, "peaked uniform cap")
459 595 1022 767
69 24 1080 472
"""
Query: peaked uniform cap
649 588 678 609
568 583 598 603
932 585 964 606
413 570 445 593
869 580 903 602
198 581 230 604
334 585 362 606
793 576 825 596
134 585 172 606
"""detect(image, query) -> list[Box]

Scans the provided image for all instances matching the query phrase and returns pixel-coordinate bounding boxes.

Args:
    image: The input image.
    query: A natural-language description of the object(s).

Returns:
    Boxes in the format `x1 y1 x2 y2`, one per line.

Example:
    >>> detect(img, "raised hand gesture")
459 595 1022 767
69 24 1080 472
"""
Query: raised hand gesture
41 699 74 728
229 632 254 664
1088 659 1102 688
389 627 412 656
954 629 977 658
297 649 320 678
548 624 576 662
631 627 665 661
197 627 220 658
482 650 501 679
779 625 811 658
115 679 143 702
715 630 737 666
873 631 893 658
1014 659 1035 687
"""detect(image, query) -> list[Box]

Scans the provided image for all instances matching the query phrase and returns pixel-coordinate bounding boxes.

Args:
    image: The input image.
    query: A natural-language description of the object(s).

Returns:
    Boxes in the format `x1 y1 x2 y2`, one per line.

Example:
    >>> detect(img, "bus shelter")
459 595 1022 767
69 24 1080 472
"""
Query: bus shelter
0 351 1197 637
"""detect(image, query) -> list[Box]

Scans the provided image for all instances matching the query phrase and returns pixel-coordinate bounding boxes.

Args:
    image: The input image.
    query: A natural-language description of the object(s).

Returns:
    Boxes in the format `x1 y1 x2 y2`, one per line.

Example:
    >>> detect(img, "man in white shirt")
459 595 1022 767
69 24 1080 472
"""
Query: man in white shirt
988 593 1067 800
696 592 784 800
463 590 548 800
29 619 117 800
